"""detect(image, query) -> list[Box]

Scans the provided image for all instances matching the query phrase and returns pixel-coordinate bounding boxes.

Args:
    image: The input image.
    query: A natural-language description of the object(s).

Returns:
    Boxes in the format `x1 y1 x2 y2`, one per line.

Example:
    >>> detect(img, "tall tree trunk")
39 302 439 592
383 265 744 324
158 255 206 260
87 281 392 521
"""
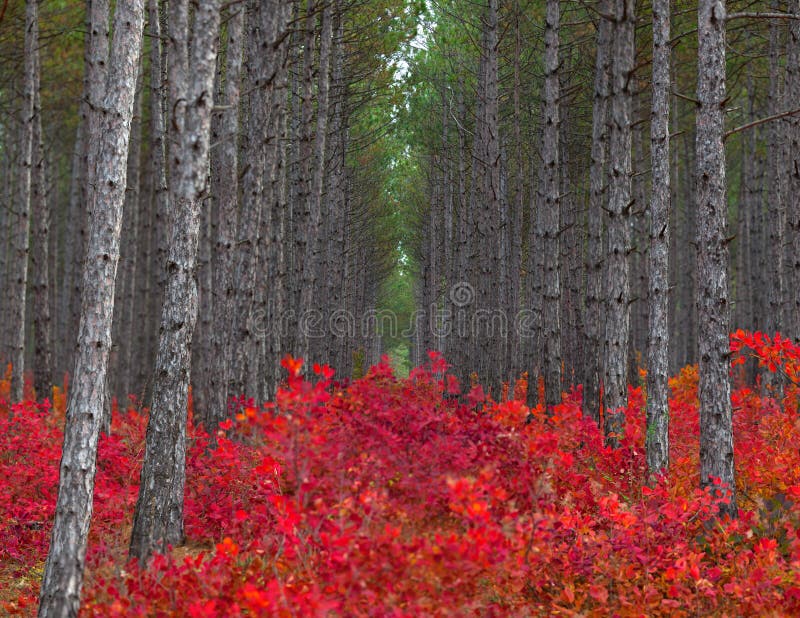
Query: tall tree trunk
298 0 334 362
138 0 169 396
112 65 143 401
130 0 221 563
228 0 291 401
509 4 524 380
583 0 612 422
603 0 635 447
10 0 38 402
62 0 111 381
467 0 502 392
696 0 737 518
765 10 785 339
647 0 671 475
204 3 245 429
31 58 52 398
678 128 697 366
541 0 562 407
0 132 13 365
37 0 145 613
789 0 800 342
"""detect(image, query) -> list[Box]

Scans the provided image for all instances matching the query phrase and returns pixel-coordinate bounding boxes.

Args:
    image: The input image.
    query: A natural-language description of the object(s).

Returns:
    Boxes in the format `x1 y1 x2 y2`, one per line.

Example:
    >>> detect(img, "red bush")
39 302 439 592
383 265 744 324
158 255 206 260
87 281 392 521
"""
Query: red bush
4 334 800 615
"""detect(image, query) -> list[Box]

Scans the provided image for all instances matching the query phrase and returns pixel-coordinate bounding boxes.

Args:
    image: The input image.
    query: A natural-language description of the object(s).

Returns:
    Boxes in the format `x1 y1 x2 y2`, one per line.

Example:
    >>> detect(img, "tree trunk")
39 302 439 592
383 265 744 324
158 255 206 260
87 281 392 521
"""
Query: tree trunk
37 0 145 613
111 63 142 403
9 0 38 402
540 0 562 407
62 0 111 382
31 56 52 399
696 0 737 518
130 0 221 563
204 3 244 429
765 10 785 339
583 0 612 423
603 0 635 447
647 0 671 475
138 0 169 396
298 0 334 362
789 0 800 342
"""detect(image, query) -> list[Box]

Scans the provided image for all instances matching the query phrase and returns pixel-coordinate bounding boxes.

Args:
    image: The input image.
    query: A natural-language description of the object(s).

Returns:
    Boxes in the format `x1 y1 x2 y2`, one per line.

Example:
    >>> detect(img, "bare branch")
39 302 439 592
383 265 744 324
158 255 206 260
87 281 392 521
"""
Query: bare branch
724 107 800 140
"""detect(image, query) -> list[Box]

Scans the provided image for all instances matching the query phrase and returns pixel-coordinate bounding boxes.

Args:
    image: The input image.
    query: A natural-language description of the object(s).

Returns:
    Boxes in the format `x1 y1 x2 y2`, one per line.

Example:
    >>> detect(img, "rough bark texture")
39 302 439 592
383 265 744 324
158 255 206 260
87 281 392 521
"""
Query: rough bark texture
583 0 611 423
130 0 221 563
10 0 37 401
788 0 800 342
63 0 110 379
31 60 52 398
37 0 145 614
603 0 635 447
696 0 737 518
647 0 671 476
140 0 169 394
765 10 785 339
475 0 502 392
118 67 143 400
541 0 562 407
298 0 334 362
204 3 244 429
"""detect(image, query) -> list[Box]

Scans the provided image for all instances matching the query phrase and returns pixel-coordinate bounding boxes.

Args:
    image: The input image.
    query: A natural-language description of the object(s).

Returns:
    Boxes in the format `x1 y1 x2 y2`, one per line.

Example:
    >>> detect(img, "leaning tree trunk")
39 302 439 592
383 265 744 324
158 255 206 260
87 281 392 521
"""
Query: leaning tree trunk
646 0 671 476
129 0 221 563
37 0 145 614
9 0 37 402
540 0 562 407
62 0 111 380
603 0 635 447
583 0 612 423
696 0 737 518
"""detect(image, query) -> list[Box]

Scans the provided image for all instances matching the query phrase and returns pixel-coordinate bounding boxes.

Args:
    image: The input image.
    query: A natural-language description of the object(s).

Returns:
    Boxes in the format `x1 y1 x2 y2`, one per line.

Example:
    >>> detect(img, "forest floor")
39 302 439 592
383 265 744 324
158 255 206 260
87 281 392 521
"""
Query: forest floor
4 338 800 616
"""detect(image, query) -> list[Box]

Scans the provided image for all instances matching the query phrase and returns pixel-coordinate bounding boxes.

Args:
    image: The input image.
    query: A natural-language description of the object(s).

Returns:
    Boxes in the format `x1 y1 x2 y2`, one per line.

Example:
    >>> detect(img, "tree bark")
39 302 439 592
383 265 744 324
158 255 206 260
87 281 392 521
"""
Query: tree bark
765 9 786 339
298 0 334 362
138 0 169 396
37 0 145 613
130 0 221 563
789 0 800 342
696 0 737 518
204 3 245 429
583 0 612 423
31 54 52 399
62 0 111 381
603 0 635 447
647 0 671 475
541 0 562 407
9 0 38 402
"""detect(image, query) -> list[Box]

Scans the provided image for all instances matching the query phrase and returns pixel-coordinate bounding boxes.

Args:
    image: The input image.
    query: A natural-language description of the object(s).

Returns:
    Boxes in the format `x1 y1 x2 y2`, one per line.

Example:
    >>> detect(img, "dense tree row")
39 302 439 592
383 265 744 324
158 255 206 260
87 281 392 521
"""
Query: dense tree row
0 0 415 416
403 0 798 512
1 0 418 612
1 0 799 612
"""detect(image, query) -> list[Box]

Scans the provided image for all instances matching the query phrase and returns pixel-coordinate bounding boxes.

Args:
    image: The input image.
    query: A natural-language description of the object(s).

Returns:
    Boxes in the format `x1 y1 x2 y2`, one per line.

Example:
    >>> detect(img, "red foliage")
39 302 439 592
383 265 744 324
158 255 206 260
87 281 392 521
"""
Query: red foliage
4 334 800 615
